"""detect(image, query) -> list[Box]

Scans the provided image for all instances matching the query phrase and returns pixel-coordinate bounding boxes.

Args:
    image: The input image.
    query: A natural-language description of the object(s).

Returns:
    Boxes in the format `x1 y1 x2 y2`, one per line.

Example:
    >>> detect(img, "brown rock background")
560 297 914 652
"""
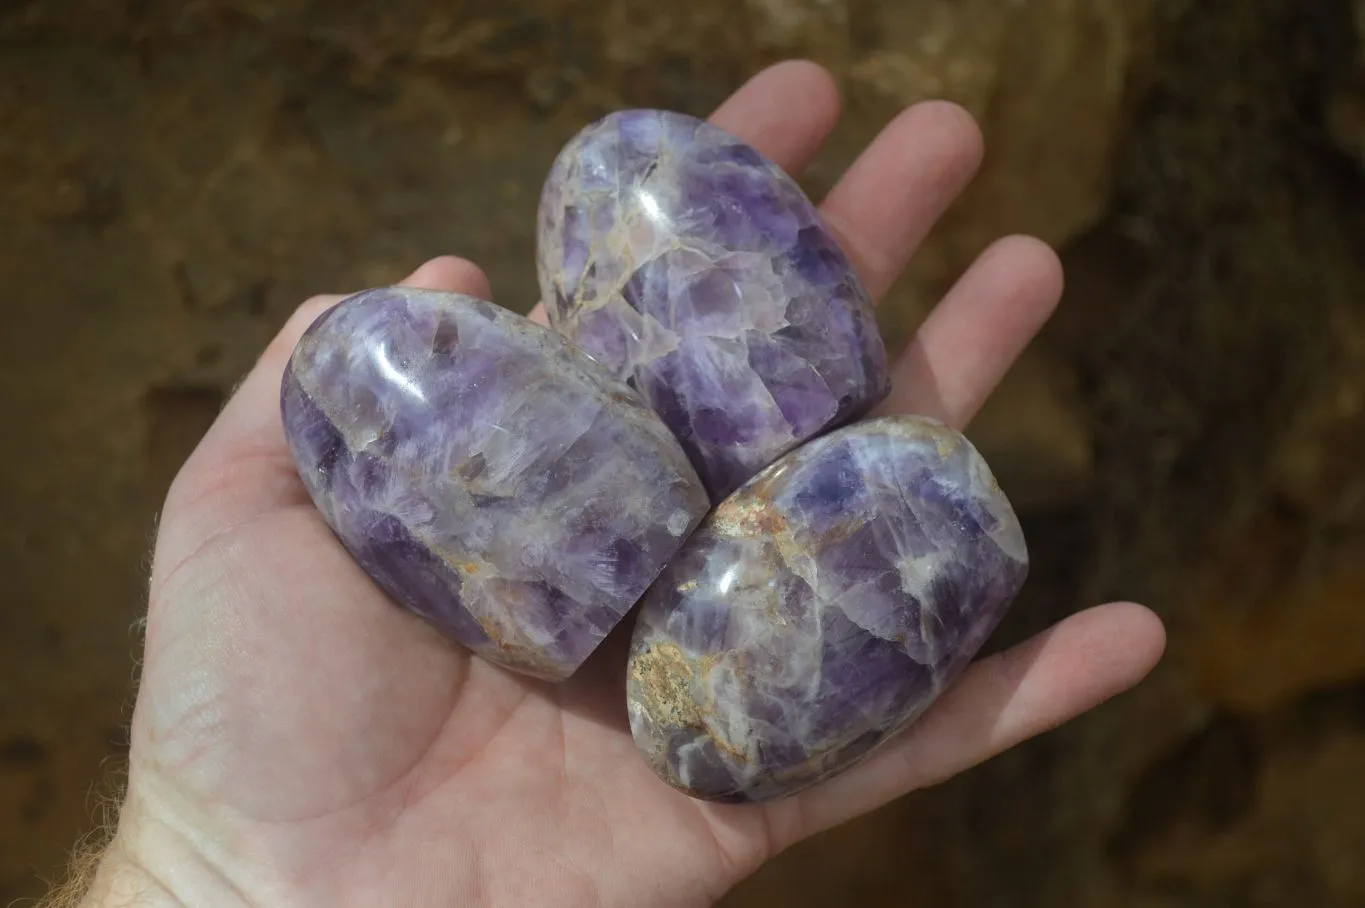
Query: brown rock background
2 0 1363 904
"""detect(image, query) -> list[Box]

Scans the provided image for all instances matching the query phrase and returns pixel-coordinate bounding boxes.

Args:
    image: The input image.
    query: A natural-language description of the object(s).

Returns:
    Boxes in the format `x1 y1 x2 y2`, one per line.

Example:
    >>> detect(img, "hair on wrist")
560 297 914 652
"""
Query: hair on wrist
37 763 126 907
37 833 112 908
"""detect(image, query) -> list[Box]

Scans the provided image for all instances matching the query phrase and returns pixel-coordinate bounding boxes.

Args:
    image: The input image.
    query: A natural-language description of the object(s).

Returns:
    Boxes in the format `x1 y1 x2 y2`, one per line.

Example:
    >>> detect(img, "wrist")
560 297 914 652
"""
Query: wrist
74 788 255 908
78 837 184 908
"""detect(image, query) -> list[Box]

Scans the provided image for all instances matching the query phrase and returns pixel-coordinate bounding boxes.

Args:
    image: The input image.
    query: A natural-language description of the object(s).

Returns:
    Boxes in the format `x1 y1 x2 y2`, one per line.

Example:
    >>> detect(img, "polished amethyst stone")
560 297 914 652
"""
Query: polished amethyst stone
537 109 891 502
281 287 709 681
625 416 1028 801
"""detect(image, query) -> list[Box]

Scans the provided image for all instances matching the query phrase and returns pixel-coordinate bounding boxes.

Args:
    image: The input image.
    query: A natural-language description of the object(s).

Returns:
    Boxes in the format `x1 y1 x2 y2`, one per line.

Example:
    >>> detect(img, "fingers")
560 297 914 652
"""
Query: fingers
709 59 842 176
785 602 1166 843
876 235 1064 428
819 101 984 301
528 59 842 325
157 257 490 554
410 255 492 297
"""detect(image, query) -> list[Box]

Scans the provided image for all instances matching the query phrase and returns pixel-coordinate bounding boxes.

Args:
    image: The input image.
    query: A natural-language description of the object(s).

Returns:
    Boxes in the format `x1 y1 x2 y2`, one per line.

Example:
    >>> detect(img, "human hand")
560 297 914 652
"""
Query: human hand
81 61 1165 907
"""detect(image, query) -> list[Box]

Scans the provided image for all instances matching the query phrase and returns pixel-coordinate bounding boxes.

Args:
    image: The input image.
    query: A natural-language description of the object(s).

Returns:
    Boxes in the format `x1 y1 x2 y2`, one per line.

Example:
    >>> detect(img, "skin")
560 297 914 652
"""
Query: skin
82 61 1167 907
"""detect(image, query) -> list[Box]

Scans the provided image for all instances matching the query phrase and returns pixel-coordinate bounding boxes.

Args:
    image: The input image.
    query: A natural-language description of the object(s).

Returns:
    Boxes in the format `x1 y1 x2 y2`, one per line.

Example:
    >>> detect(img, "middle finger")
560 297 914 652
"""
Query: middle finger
819 100 985 302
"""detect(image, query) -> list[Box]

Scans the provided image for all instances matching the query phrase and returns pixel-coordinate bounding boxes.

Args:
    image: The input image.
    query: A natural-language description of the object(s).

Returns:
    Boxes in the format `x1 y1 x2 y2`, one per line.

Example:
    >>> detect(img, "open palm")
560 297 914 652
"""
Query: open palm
110 62 1165 908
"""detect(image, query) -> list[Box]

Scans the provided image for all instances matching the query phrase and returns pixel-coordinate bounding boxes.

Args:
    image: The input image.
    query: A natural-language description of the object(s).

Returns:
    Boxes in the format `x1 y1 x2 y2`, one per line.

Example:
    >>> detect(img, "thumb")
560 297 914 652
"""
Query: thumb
150 257 492 599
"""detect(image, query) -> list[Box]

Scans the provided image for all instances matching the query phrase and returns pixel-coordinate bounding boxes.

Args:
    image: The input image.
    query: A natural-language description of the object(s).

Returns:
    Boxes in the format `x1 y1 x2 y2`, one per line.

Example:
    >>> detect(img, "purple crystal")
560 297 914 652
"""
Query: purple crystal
281 287 710 681
537 109 891 502
625 416 1029 802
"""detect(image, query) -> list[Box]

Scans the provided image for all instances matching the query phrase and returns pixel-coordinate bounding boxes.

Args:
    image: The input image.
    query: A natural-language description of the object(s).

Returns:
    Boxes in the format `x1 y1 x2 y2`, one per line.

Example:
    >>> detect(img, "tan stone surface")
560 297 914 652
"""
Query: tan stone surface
1191 326 1365 714
1193 550 1365 714
843 0 1158 294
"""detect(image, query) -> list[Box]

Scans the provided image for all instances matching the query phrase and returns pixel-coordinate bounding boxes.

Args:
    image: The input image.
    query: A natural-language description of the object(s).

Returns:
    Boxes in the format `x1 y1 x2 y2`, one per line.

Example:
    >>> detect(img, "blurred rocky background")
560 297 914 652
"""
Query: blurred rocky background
3 0 1364 904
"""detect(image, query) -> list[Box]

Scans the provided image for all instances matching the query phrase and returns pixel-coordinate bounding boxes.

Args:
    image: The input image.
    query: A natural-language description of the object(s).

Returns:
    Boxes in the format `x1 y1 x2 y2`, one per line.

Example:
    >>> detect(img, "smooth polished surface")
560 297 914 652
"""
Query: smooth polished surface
626 416 1029 801
281 287 710 681
537 109 891 501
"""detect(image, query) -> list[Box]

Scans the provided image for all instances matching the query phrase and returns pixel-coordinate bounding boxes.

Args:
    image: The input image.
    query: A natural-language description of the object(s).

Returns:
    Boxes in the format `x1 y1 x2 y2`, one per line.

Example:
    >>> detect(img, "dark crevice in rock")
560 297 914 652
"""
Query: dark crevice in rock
1110 675 1365 880
1070 0 1365 610
1109 714 1262 867
0 736 51 768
